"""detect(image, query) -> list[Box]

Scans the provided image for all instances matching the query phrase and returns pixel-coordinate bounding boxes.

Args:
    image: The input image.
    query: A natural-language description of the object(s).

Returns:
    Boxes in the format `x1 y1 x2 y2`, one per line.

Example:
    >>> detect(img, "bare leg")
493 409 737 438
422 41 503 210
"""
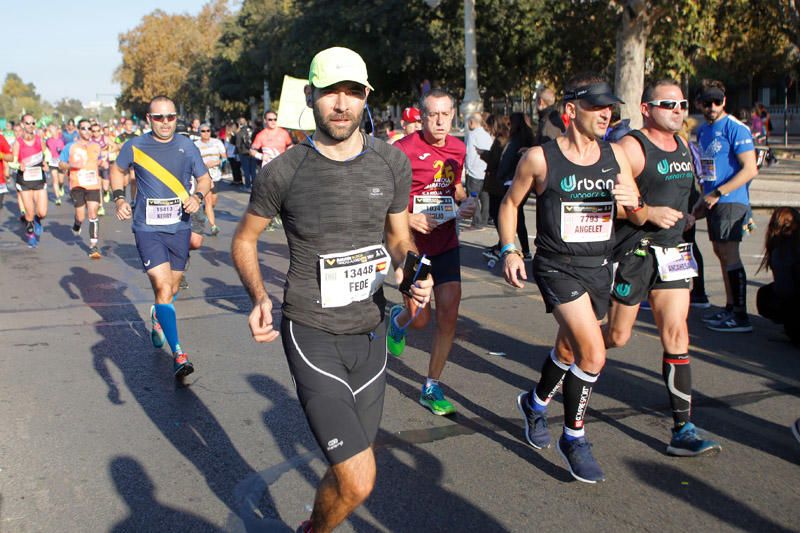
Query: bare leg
311 447 376 533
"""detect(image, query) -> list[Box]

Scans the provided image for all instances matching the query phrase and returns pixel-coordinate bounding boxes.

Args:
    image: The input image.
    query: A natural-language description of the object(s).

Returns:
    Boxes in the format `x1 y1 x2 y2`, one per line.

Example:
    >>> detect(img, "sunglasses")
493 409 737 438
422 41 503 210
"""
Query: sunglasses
648 99 688 110
266 118 277 122
702 99 723 108
200 129 211 132
149 113 177 123
79 127 92 131
23 121 35 126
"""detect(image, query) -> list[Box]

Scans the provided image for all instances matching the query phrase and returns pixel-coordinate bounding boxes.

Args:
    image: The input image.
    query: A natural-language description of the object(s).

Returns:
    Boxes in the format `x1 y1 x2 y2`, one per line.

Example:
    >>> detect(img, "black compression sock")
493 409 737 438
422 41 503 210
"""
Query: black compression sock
726 266 747 315
662 352 692 427
531 348 570 411
563 365 598 435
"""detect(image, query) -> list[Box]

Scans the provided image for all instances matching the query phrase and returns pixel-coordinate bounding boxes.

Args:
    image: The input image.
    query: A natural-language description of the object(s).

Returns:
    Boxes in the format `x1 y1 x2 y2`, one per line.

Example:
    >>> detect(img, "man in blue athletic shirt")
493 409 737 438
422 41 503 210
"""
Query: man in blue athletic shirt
693 80 758 333
111 95 212 378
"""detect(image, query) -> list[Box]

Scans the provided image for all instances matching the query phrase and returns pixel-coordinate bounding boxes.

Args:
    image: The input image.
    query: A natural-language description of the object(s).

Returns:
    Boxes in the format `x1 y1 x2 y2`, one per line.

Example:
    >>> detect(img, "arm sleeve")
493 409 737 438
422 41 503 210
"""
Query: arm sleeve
731 122 754 154
389 154 412 214
247 163 288 219
115 141 133 169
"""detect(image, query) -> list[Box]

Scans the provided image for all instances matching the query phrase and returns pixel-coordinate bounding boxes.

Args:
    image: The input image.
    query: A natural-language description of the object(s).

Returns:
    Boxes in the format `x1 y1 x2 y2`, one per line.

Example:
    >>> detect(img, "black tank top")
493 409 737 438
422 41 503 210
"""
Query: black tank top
535 139 620 258
614 130 695 255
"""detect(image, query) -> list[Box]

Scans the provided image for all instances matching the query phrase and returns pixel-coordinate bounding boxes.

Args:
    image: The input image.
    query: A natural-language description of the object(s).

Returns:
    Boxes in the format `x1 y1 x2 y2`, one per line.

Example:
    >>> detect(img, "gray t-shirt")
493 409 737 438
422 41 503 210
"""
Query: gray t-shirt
248 135 412 334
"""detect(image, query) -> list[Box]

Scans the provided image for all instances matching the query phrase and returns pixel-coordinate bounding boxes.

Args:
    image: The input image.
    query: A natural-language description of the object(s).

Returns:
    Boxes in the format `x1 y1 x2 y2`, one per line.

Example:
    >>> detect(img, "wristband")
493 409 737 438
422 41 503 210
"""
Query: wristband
502 249 524 260
112 189 126 202
499 243 517 256
195 191 205 202
711 188 722 198
625 197 645 213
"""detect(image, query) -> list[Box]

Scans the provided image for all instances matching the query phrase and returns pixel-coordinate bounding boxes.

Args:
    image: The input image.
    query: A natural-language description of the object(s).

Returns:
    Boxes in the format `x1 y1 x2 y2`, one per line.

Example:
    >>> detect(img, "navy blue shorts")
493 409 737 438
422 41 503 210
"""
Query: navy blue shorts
134 229 191 272
429 247 461 286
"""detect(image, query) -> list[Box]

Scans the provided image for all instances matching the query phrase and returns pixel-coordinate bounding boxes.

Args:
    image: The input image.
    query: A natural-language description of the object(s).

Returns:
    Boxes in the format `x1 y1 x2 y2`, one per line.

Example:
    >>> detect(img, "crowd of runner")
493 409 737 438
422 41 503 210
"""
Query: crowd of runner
2 46 799 533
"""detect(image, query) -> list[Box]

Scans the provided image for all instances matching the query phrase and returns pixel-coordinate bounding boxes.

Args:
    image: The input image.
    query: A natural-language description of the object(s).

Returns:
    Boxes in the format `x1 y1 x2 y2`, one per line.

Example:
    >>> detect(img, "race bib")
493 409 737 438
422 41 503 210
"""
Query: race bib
700 158 716 182
209 166 222 182
145 198 182 225
412 195 457 223
653 243 698 282
23 167 43 181
77 169 98 187
319 245 390 308
260 147 281 166
0 182 7 194
561 201 613 243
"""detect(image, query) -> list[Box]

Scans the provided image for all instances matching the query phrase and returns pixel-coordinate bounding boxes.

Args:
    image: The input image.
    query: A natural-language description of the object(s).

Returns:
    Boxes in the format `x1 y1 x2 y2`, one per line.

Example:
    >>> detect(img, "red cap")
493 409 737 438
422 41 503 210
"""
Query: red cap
402 107 421 123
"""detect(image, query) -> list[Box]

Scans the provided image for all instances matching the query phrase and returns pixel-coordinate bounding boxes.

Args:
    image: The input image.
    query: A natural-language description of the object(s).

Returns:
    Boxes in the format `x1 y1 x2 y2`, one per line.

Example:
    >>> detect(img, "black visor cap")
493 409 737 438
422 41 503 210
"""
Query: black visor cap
564 82 624 106
700 87 725 103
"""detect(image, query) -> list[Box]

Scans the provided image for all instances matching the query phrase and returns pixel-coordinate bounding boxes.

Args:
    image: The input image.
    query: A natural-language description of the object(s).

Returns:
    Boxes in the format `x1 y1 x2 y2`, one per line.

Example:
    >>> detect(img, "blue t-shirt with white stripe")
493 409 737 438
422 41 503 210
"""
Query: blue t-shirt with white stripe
697 115 754 205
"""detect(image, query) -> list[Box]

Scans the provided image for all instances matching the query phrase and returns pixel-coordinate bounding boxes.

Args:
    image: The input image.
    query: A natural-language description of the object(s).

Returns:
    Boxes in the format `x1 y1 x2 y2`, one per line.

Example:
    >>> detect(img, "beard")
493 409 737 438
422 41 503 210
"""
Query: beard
313 105 364 142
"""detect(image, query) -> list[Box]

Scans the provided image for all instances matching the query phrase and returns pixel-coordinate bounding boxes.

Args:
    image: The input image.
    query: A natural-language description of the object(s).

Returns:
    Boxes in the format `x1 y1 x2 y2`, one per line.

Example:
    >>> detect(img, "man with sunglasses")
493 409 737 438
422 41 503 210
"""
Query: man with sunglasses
60 119 103 258
12 114 49 248
232 47 431 532
194 123 226 236
693 80 758 333
90 123 112 216
501 73 646 483
250 110 293 168
605 78 722 456
111 96 212 379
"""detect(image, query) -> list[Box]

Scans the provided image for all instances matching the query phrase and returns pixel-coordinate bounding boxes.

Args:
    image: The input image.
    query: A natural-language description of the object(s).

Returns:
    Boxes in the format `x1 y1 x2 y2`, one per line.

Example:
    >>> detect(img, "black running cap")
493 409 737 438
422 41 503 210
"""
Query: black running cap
563 82 624 106
700 87 725 102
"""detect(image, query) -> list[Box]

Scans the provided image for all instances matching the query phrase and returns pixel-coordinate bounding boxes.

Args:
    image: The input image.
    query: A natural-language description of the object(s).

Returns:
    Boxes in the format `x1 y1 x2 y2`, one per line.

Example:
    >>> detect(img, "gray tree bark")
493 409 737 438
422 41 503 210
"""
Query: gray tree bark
614 1 659 130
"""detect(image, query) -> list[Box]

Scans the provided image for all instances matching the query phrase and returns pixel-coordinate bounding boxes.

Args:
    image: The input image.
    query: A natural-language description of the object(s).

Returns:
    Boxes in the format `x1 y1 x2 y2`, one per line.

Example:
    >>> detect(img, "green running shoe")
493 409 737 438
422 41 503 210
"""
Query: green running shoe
386 304 407 357
150 305 166 348
420 382 456 416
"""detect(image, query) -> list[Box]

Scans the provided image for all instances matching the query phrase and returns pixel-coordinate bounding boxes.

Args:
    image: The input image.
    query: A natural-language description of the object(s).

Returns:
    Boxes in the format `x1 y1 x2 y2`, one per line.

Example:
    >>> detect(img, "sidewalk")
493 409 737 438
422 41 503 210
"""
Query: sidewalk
749 154 800 208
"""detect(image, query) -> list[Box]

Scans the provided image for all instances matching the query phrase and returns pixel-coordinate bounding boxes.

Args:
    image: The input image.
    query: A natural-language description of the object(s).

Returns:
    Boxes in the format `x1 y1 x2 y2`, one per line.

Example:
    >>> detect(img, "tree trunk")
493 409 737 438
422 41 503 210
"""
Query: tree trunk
614 3 652 130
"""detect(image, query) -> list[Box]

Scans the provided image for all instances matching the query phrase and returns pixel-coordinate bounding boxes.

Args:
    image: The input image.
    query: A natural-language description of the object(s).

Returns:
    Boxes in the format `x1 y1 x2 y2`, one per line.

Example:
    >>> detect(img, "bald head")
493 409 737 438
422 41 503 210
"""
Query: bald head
538 88 556 109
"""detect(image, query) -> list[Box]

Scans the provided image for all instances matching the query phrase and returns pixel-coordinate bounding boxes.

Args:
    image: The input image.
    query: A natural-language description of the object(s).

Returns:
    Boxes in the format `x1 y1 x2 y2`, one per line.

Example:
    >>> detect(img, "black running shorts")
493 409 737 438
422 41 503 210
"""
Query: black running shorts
70 187 101 207
611 248 690 306
533 254 613 320
15 170 46 191
429 246 461 286
707 202 748 242
281 318 386 465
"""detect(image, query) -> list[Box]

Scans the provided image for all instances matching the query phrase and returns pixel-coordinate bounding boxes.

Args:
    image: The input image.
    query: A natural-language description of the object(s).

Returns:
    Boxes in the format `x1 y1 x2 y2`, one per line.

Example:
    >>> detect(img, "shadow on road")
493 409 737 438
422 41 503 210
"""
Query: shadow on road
59 266 281 529
109 456 225 533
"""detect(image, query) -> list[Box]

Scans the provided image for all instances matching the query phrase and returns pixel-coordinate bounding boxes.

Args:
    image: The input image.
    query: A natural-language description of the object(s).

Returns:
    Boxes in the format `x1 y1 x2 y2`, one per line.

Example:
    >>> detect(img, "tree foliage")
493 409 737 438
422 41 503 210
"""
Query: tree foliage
0 73 47 121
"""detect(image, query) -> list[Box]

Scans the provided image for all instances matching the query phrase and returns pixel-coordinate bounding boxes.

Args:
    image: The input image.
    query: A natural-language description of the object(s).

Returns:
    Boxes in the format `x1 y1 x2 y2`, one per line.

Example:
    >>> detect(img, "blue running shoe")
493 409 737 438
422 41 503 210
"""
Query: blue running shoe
386 304 407 357
419 382 456 415
27 233 38 248
666 422 722 457
557 435 605 483
33 219 42 237
150 305 166 348
516 392 551 449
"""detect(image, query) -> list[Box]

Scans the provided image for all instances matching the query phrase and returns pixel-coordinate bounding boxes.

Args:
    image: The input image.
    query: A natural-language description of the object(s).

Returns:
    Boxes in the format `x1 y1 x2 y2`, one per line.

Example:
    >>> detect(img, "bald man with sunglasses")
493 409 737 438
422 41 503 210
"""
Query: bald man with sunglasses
605 78 722 457
111 96 212 379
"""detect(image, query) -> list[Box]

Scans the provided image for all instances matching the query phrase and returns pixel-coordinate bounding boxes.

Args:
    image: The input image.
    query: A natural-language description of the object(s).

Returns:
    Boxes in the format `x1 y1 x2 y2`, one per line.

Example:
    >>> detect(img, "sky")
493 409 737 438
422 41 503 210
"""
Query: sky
2 0 215 105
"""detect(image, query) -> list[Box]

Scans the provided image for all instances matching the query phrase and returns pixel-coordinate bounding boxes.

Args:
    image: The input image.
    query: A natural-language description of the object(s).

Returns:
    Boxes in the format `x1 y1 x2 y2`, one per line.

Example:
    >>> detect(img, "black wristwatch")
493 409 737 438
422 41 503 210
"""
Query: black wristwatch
711 189 722 198
195 191 205 202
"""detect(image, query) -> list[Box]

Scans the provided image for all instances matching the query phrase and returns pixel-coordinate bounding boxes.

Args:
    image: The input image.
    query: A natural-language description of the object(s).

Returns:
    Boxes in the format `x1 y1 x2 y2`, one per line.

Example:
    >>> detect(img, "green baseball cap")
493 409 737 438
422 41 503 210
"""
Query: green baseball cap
308 47 374 90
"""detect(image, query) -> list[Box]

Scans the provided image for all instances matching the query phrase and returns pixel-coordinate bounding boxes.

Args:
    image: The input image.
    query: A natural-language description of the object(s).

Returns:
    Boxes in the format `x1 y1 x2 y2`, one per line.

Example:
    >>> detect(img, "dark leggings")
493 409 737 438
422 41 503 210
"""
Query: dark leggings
682 223 706 296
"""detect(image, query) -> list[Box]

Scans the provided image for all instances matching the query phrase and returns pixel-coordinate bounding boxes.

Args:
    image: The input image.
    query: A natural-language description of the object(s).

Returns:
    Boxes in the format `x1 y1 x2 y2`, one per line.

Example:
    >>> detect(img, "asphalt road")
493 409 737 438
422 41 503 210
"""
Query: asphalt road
1 183 798 532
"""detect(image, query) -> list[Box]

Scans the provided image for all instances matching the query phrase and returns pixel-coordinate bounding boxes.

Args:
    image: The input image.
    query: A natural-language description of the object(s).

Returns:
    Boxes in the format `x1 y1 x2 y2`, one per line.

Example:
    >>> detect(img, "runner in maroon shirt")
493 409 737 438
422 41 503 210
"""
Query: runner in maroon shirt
391 88 476 415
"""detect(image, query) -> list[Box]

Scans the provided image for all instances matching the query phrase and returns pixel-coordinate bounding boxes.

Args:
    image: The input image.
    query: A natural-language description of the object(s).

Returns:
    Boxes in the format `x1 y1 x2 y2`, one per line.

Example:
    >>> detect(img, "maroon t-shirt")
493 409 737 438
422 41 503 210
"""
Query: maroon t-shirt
395 131 466 256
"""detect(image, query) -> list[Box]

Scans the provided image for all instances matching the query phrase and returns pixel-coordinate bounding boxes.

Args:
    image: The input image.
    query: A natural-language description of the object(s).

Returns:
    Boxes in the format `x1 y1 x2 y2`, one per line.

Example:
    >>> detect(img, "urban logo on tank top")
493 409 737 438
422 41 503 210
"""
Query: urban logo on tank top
656 159 694 180
559 173 614 199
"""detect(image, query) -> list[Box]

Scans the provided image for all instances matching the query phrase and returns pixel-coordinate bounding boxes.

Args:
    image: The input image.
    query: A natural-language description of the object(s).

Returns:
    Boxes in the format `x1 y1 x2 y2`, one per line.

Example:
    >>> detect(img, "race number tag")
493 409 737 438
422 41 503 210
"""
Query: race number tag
412 195 457 223
23 167 43 181
145 198 182 225
561 201 613 242
319 245 390 308
652 243 698 282
77 169 98 187
209 166 222 182
0 182 7 194
700 158 716 182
